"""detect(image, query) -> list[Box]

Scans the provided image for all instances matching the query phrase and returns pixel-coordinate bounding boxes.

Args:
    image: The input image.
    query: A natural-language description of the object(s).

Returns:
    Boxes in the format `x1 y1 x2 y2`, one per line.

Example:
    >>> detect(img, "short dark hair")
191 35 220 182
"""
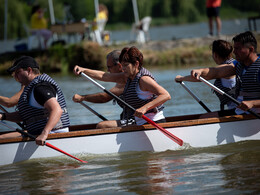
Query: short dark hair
107 50 121 66
7 56 39 74
232 31 257 52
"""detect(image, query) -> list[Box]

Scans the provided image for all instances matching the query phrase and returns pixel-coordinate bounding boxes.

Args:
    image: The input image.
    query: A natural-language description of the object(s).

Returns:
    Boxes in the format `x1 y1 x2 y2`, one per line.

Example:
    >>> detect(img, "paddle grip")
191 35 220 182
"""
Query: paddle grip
223 94 260 118
198 75 260 119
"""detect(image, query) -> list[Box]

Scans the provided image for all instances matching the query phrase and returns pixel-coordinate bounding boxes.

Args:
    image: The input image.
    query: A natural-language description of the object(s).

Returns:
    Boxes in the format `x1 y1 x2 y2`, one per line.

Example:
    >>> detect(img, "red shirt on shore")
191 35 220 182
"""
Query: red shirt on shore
206 0 222 8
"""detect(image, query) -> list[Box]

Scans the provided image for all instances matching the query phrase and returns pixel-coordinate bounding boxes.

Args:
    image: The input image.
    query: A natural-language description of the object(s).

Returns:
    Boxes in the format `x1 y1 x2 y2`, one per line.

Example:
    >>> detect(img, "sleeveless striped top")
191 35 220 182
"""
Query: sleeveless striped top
17 74 70 135
235 57 260 101
118 67 164 120
213 58 237 110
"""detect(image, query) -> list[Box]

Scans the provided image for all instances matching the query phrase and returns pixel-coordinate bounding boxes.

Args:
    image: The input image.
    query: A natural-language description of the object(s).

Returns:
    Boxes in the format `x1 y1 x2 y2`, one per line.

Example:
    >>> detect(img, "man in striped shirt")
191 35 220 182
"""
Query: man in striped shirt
0 56 70 145
175 31 260 115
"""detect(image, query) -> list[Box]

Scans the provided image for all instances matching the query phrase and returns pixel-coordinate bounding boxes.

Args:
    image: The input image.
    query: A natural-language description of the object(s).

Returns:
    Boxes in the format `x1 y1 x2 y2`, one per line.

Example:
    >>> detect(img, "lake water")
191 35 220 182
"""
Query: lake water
0 68 259 194
112 18 251 42
0 18 256 54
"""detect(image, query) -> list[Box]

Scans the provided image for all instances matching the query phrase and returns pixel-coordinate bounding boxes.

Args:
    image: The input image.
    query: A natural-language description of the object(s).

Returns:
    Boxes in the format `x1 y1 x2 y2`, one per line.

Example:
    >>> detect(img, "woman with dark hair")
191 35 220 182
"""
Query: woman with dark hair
175 31 260 117
211 40 237 112
74 46 171 128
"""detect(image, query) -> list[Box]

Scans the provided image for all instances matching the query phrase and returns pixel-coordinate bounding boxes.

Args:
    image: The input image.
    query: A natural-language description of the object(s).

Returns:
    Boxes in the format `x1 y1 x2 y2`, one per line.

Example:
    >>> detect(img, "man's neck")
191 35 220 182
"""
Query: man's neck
244 53 258 66
26 74 40 86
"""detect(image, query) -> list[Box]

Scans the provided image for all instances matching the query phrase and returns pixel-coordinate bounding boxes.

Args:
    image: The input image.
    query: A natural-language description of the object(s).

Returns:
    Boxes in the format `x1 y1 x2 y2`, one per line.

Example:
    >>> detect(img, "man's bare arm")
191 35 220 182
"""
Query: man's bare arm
192 64 236 80
74 65 126 84
0 85 24 108
73 83 124 103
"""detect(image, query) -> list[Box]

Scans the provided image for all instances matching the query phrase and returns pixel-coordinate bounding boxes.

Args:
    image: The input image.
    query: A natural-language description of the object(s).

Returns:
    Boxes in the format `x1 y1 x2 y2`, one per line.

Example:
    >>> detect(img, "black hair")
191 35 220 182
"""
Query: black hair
31 4 41 15
211 40 233 60
232 31 257 52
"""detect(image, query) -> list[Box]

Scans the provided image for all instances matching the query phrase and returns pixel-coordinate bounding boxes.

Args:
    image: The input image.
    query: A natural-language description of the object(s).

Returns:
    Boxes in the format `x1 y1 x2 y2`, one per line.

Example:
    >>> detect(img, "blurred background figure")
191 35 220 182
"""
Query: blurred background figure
63 2 74 24
92 4 109 45
132 16 152 44
206 0 222 36
30 4 52 48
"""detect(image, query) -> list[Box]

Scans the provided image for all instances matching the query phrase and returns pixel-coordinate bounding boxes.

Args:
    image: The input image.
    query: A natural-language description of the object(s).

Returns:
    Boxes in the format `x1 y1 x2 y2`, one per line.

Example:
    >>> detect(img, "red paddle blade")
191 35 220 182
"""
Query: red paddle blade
142 115 183 146
45 142 88 163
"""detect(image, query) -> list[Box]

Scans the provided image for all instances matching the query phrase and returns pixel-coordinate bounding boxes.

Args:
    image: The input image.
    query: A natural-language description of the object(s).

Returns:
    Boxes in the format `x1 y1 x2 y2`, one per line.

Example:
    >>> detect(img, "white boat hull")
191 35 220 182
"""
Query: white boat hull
0 115 259 166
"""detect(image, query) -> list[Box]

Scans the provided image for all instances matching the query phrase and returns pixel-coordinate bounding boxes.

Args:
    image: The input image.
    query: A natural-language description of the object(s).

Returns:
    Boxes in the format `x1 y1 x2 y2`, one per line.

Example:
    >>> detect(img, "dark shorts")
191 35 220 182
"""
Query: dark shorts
117 118 166 127
218 109 236 117
206 7 220 17
117 118 136 127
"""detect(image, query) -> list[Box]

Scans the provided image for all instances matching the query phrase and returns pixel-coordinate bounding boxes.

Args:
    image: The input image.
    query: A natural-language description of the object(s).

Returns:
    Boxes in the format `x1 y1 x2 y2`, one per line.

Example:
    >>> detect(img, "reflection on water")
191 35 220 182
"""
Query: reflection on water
19 161 74 194
219 141 260 193
0 141 259 194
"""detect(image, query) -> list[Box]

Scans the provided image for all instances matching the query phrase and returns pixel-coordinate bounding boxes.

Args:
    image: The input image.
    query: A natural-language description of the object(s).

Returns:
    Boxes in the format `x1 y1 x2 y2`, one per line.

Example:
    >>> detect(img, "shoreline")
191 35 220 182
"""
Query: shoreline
1 32 259 75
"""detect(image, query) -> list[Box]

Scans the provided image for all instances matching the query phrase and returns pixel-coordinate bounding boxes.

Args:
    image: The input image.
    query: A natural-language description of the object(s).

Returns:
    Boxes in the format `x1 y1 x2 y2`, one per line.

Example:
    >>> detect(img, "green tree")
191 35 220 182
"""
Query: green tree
152 0 172 18
223 0 260 12
61 0 95 22
138 0 154 19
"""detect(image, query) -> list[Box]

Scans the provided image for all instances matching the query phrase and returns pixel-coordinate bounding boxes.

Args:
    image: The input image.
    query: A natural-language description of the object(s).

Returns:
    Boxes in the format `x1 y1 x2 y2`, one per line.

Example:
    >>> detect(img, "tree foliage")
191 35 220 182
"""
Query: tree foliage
1 0 259 40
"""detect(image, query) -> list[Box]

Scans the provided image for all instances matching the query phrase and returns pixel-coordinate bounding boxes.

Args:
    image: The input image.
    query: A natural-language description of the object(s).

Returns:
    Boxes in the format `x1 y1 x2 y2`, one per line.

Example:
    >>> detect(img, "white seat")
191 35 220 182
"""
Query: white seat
23 24 45 50
132 16 152 44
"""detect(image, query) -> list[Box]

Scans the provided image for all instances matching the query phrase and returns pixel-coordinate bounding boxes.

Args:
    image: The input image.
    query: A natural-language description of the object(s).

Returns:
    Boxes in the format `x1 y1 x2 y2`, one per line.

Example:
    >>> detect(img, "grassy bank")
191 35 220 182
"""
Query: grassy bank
1 33 260 75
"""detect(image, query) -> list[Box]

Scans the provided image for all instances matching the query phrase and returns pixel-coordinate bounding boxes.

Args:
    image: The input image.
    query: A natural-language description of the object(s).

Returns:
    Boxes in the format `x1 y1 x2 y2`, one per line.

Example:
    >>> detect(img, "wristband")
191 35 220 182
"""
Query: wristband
1 113 6 120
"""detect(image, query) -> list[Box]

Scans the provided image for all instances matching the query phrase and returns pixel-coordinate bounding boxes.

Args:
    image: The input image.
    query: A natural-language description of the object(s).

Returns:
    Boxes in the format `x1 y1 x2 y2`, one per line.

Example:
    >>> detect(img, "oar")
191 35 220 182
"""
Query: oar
179 81 211 113
0 105 8 113
0 105 25 129
80 102 108 121
79 71 183 146
0 121 87 163
197 75 260 119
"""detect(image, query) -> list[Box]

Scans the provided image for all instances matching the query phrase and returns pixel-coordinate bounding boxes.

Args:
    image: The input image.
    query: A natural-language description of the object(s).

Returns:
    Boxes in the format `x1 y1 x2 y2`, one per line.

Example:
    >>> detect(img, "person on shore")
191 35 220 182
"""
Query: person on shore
92 4 109 45
74 46 171 128
206 0 222 36
0 85 24 108
175 31 260 116
0 56 70 145
30 4 52 48
72 50 125 104
211 40 237 114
